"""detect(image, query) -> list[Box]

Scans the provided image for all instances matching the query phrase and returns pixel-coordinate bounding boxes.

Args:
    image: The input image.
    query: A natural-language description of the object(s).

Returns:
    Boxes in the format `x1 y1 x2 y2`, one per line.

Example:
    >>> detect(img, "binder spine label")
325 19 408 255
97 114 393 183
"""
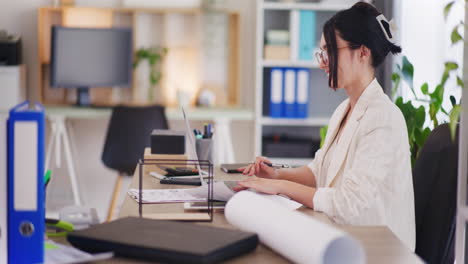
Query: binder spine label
284 69 296 118
14 121 38 211
270 68 283 118
296 69 309 118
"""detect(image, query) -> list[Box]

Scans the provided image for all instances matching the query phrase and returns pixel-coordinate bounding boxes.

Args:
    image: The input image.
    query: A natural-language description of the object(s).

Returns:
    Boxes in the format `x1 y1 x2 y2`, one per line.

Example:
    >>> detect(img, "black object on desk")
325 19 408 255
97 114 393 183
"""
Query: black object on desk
220 163 249 173
160 178 202 186
67 217 259 264
151 129 185 154
161 166 199 176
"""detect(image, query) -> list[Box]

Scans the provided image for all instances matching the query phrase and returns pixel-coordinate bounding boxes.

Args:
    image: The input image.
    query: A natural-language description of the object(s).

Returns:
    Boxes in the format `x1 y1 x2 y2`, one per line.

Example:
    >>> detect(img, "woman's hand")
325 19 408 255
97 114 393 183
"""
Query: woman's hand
238 156 279 179
232 178 284 195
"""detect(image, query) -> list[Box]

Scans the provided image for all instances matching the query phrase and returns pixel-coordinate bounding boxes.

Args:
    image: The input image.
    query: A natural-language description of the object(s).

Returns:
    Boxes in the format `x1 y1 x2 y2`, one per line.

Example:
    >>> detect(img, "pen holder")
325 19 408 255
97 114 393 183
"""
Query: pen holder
196 138 213 165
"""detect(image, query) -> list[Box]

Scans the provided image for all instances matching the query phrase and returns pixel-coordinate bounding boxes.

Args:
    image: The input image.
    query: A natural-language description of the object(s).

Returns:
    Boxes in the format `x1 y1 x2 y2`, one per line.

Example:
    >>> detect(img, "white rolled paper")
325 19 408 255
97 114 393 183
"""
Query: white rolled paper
225 191 365 264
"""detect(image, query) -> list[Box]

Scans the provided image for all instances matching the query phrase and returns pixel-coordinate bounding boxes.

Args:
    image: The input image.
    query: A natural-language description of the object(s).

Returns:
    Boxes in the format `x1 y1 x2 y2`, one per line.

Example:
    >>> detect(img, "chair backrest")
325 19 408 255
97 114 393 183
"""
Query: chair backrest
101 105 168 176
413 123 458 264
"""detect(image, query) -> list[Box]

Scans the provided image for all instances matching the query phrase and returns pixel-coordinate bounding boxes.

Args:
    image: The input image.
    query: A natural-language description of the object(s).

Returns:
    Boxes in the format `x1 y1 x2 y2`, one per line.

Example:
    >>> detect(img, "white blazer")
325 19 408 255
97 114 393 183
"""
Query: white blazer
308 79 415 251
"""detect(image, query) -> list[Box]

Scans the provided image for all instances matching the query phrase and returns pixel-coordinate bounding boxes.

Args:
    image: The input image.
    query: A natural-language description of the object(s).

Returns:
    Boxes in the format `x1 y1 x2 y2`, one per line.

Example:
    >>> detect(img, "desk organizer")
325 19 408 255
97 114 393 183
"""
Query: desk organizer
136 158 214 222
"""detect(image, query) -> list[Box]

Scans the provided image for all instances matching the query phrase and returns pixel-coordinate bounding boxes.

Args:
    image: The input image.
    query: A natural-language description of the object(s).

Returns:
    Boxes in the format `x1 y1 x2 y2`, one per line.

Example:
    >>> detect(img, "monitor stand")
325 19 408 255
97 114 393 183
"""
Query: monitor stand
76 87 91 107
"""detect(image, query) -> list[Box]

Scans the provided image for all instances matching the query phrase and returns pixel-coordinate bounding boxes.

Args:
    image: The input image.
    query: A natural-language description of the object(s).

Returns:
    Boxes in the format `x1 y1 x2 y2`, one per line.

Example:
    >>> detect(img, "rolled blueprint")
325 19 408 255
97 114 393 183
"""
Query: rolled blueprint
225 191 365 264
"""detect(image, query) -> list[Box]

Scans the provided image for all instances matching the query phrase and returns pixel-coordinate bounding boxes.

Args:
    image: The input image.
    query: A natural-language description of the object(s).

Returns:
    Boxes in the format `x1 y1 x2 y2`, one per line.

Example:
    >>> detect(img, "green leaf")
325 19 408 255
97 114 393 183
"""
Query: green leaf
457 76 464 88
429 104 438 127
391 73 401 99
414 127 431 155
150 73 157 85
401 56 415 96
450 95 457 106
320 125 328 148
449 104 461 141
444 1 455 21
420 83 429 95
414 106 426 128
441 71 450 86
445 61 459 71
431 84 444 104
451 26 463 45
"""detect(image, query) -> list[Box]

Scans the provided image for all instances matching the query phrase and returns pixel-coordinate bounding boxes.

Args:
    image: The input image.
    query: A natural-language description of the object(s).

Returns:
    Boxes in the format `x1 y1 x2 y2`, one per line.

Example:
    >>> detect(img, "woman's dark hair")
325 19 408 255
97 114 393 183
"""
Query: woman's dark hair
323 2 402 88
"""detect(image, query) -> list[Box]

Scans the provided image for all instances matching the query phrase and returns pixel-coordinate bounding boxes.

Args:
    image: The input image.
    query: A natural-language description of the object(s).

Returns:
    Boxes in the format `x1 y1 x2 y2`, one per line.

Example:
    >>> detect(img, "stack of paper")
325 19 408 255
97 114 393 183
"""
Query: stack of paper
128 181 302 210
127 189 205 204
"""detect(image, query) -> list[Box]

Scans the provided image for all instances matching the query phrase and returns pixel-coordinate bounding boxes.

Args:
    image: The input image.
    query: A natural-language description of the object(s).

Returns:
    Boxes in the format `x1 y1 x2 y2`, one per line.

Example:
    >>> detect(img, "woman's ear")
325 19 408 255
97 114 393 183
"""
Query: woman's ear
359 46 371 62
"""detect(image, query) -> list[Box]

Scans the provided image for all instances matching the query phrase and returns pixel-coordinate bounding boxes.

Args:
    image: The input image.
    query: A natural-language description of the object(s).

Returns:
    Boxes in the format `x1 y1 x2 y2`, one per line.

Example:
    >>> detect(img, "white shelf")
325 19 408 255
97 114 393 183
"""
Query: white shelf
260 117 329 126
262 60 319 68
263 1 353 11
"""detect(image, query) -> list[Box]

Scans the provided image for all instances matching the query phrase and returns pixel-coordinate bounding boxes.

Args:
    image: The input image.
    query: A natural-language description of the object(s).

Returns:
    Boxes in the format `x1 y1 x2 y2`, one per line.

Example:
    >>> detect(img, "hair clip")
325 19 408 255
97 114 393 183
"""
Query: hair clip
376 14 396 44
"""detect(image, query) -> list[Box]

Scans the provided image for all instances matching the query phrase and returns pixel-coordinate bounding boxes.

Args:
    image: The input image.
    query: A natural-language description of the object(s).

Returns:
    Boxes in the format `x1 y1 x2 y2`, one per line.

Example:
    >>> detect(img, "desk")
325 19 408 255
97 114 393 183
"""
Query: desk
44 106 253 206
116 166 423 264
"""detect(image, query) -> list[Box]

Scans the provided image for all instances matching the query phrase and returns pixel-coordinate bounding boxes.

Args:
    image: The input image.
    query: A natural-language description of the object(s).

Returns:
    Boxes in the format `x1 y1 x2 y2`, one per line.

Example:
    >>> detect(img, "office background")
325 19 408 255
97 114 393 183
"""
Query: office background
0 0 464 223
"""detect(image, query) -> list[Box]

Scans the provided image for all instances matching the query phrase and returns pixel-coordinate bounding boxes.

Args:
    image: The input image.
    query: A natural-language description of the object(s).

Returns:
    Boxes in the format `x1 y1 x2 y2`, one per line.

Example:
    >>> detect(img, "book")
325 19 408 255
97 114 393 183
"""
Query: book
289 10 299 61
298 10 317 61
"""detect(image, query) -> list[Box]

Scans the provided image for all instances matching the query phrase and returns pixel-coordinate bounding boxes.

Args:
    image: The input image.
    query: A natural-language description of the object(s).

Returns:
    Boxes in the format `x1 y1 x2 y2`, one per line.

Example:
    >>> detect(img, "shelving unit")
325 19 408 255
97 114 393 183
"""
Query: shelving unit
255 0 357 165
37 6 240 107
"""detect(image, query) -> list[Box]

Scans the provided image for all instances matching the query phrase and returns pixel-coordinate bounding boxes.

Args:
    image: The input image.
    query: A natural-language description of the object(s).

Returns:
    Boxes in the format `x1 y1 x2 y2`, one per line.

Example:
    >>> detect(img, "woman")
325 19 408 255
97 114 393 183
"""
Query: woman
234 2 415 250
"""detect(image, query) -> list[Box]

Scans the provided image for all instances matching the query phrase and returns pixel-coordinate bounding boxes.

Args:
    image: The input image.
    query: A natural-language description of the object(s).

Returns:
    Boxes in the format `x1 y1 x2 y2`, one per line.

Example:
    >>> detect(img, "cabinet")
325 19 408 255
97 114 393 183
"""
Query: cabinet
254 0 357 165
37 6 239 106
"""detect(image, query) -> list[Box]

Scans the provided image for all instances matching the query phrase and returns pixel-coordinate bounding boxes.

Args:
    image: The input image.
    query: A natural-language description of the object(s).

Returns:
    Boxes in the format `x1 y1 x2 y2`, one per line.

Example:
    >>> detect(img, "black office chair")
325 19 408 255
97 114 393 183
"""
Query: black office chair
102 105 168 221
413 123 458 264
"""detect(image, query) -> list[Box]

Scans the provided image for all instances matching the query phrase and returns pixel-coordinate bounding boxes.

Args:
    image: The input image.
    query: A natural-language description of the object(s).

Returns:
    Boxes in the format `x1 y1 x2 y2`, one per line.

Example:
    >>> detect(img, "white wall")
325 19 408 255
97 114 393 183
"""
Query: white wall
0 0 50 102
398 0 464 124
0 0 256 220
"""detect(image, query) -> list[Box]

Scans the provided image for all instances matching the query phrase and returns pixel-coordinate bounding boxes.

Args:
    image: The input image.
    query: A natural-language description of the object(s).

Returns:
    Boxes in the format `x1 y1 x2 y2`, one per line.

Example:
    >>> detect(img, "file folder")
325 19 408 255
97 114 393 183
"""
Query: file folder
283 68 296 118
299 10 316 61
296 69 310 118
269 68 284 118
7 101 45 264
0 113 7 264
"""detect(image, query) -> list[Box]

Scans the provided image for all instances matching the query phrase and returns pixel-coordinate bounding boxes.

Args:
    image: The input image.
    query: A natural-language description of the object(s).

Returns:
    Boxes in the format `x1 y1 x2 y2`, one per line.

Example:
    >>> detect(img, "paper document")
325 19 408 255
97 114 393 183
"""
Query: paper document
45 240 113 264
127 189 206 203
225 191 365 264
128 181 302 210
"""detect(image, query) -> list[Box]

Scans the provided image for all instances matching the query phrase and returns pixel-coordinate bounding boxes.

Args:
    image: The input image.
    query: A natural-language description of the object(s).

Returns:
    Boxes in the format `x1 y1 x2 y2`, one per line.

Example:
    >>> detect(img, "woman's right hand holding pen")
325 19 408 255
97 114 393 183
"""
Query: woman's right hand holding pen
238 156 279 179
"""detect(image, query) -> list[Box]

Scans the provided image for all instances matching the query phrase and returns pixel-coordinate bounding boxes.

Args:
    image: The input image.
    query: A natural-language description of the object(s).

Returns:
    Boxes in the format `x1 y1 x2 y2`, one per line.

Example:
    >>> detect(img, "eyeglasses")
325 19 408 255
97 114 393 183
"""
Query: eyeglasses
315 46 351 65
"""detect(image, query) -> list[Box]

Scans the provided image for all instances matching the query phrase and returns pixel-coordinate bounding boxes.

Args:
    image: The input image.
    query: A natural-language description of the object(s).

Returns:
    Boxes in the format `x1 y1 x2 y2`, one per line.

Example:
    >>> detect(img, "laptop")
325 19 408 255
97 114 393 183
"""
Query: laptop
181 107 239 191
67 217 258 263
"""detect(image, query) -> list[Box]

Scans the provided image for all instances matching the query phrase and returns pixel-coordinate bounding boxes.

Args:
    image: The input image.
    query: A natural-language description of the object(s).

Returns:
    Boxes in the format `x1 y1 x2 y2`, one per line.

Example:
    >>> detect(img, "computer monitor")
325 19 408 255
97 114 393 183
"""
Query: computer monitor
50 26 133 106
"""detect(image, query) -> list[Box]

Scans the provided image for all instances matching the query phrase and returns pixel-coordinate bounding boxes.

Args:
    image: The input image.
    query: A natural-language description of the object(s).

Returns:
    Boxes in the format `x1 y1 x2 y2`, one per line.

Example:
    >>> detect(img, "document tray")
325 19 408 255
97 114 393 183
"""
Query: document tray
67 217 258 264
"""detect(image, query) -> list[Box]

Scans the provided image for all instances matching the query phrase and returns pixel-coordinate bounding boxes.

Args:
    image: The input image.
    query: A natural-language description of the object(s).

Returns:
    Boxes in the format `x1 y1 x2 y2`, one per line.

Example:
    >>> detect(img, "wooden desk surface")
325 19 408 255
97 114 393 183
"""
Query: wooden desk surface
115 166 423 264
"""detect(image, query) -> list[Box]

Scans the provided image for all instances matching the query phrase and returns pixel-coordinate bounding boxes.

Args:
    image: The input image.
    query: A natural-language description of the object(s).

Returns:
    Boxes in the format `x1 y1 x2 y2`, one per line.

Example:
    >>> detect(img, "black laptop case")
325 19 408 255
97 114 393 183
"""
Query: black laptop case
67 217 258 264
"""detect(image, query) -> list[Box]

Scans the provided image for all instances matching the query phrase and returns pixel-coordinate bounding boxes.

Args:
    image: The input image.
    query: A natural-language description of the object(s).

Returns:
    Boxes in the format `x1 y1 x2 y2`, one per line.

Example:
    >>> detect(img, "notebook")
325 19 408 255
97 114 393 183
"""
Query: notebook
67 217 258 264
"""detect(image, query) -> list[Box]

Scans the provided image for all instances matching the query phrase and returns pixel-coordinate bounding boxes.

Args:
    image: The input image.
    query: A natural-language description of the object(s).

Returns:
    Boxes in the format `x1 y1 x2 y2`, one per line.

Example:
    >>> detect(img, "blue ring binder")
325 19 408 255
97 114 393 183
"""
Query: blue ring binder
7 101 45 263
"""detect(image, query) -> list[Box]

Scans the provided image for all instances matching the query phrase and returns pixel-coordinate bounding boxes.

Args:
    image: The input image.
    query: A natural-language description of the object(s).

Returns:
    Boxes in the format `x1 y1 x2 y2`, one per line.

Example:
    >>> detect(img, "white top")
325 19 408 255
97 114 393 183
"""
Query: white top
307 79 416 251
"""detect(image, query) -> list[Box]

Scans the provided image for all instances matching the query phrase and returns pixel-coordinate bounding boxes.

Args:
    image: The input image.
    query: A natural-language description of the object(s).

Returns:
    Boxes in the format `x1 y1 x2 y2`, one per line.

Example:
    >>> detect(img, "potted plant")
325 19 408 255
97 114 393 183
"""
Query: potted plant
133 47 168 103
391 0 463 166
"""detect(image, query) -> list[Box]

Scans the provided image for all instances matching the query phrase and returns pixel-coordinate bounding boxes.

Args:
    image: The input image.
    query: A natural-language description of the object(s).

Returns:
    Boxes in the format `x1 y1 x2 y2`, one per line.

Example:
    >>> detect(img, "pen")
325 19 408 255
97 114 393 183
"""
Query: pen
262 162 290 169
207 123 212 138
44 170 52 188
249 162 290 169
